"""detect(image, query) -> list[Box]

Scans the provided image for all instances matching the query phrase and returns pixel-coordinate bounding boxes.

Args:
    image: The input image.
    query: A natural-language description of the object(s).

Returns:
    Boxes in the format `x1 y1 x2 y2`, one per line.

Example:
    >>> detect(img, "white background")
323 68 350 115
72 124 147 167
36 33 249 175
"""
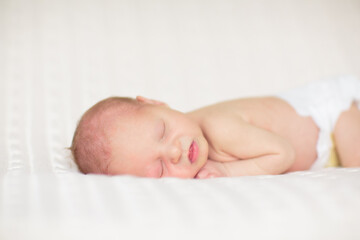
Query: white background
1 1 360 239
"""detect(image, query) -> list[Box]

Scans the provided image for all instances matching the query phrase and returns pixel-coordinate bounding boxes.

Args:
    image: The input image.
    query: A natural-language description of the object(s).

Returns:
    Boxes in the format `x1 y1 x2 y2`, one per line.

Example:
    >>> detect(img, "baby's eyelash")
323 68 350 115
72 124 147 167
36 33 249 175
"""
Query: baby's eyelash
161 121 166 139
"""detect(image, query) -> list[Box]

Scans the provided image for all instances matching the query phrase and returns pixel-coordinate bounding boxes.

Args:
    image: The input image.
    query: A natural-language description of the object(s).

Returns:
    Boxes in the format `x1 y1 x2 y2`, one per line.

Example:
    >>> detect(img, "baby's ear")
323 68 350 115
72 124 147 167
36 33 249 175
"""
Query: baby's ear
136 96 169 107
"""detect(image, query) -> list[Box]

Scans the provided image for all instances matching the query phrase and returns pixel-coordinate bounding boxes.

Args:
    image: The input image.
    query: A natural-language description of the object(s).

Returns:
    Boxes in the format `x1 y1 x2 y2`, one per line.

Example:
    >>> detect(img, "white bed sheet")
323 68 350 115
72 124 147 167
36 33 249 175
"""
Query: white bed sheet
1 169 360 240
1 0 360 239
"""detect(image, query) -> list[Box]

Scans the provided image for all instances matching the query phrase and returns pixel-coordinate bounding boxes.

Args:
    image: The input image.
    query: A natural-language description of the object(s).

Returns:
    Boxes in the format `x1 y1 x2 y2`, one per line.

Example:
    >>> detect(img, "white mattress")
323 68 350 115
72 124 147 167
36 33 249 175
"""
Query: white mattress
1 0 360 239
1 169 360 240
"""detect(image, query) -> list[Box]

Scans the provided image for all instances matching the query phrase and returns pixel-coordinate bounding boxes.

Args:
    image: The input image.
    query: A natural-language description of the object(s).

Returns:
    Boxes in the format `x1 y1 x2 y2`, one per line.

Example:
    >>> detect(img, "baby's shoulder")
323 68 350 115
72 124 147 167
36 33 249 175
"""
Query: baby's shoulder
188 97 283 139
188 97 266 124
193 106 248 145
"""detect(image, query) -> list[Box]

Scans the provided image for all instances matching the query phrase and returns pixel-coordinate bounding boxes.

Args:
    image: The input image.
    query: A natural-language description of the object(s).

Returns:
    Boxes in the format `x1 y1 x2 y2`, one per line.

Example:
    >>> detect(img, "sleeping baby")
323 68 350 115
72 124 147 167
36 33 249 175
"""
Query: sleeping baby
70 76 360 178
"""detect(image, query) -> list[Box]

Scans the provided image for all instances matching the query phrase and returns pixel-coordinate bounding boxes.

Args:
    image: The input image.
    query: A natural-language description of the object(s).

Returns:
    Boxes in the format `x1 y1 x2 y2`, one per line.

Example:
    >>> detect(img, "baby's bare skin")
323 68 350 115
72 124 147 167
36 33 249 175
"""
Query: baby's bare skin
187 97 319 178
105 96 360 179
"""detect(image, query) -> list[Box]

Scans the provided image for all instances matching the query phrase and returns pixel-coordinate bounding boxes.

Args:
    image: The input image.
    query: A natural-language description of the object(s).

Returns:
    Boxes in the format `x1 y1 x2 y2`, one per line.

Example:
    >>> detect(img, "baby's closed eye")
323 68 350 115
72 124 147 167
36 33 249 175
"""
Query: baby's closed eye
156 120 166 141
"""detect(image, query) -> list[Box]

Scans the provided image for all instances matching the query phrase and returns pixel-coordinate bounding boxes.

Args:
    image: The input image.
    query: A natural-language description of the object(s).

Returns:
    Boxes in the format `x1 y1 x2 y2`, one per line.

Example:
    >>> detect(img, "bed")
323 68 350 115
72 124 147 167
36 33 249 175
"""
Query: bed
1 0 360 239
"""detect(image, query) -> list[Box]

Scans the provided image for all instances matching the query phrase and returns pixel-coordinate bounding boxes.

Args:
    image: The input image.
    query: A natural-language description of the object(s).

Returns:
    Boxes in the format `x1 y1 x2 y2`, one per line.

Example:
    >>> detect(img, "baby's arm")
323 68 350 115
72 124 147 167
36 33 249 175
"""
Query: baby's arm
197 117 296 178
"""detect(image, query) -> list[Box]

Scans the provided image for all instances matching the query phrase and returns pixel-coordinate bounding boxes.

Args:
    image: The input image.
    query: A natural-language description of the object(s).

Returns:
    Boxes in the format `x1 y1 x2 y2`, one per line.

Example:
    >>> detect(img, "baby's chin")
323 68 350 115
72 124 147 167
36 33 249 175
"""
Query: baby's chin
192 159 208 178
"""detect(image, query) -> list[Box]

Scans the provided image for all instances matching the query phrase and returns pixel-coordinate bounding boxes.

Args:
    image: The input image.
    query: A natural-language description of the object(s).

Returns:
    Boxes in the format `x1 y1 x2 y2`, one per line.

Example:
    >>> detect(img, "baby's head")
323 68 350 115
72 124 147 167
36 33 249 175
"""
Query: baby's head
71 96 208 178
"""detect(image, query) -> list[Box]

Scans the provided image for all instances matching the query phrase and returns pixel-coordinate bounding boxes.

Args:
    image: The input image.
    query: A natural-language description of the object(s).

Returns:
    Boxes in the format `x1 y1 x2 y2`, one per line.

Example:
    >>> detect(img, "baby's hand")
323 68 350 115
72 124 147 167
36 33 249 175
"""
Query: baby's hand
195 160 229 179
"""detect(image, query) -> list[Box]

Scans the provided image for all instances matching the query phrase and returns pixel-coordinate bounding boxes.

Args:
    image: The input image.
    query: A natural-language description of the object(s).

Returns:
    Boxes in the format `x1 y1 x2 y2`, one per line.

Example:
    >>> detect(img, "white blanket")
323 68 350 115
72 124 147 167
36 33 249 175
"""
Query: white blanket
1 0 360 239
0 169 360 240
1 170 360 240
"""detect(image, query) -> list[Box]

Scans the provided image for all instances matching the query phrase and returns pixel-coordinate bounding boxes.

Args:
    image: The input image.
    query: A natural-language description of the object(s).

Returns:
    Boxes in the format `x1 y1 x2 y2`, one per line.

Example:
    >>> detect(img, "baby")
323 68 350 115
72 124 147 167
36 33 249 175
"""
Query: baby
70 76 360 179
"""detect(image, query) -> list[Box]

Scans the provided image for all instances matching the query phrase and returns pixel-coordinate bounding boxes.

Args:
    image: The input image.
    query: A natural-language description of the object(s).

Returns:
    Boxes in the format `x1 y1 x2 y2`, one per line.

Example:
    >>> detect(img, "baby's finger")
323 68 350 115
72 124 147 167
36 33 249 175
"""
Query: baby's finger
195 169 211 179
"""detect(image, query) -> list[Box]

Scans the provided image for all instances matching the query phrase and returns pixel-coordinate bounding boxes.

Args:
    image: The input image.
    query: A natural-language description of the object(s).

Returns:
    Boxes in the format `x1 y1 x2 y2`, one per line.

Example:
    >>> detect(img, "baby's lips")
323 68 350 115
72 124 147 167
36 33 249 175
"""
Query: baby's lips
188 140 199 164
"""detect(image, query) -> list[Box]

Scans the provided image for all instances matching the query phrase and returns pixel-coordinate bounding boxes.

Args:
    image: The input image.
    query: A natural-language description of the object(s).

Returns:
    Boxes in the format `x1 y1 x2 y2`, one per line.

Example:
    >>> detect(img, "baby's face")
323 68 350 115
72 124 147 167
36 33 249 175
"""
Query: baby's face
106 102 209 178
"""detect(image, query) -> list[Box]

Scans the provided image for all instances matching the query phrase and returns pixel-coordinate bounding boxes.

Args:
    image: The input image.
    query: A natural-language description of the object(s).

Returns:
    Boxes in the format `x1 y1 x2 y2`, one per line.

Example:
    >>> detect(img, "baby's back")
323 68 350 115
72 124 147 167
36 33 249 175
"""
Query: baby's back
188 97 319 171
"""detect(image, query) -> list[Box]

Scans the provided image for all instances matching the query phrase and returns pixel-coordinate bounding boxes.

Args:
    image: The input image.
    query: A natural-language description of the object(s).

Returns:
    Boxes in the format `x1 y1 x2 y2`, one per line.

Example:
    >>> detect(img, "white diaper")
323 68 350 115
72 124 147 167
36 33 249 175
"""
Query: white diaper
277 75 360 170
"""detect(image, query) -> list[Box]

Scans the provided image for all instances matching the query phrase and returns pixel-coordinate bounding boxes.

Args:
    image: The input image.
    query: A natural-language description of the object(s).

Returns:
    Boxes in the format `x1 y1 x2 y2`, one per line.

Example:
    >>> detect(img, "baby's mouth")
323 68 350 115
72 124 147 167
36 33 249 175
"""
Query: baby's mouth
188 141 199 164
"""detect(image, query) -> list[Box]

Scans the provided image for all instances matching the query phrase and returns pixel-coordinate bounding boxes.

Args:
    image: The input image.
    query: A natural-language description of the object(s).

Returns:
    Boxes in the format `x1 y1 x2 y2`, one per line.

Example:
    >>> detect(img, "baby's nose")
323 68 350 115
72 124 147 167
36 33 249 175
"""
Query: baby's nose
168 145 182 164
